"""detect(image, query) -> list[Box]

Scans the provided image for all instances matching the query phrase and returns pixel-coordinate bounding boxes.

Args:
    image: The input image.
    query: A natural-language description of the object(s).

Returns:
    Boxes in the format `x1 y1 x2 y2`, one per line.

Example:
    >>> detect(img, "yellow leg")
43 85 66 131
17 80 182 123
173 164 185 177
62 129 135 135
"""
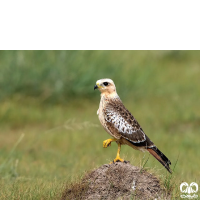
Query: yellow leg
112 143 124 163
103 138 117 148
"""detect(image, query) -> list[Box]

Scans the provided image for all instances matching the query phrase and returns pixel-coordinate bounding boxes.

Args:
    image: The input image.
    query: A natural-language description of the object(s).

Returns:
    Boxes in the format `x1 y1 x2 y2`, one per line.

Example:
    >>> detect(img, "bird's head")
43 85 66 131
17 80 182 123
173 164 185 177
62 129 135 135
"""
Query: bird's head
94 78 117 96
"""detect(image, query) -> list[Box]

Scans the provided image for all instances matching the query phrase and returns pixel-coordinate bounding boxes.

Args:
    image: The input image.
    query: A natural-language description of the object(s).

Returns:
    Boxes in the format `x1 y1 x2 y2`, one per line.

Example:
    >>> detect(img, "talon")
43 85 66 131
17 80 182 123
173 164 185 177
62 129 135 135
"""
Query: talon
103 138 116 148
109 156 124 164
103 140 111 148
114 156 124 163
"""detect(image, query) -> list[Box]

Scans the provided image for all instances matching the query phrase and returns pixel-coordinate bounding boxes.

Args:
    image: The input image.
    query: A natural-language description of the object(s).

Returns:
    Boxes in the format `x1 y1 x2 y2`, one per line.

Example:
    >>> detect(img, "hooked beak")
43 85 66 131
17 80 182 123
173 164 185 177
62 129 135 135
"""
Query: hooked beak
94 85 98 90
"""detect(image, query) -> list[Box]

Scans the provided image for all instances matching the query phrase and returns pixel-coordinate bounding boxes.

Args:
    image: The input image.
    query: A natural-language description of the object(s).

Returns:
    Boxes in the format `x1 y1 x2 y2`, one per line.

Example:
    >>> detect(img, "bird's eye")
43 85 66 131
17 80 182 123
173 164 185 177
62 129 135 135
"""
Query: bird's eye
103 82 109 86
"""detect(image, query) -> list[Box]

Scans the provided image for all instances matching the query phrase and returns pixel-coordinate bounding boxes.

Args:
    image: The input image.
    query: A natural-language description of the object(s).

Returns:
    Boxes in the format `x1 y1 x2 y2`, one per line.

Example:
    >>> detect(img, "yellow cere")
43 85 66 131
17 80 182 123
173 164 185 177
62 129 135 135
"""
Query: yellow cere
96 80 103 88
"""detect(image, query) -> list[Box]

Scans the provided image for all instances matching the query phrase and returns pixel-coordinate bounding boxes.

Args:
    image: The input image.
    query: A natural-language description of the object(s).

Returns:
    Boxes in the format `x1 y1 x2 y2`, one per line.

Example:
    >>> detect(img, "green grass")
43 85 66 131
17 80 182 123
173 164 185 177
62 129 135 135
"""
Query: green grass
0 51 200 199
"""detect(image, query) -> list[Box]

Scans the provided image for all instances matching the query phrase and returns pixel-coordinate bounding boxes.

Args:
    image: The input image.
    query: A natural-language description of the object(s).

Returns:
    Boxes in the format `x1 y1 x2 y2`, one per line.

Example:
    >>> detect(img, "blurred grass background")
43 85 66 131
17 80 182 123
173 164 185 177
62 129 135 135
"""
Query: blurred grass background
0 51 200 199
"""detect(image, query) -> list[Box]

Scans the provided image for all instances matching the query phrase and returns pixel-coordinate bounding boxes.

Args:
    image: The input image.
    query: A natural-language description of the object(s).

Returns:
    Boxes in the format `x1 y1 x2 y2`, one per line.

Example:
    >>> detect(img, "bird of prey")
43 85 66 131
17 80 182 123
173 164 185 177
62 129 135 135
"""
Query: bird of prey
94 78 172 173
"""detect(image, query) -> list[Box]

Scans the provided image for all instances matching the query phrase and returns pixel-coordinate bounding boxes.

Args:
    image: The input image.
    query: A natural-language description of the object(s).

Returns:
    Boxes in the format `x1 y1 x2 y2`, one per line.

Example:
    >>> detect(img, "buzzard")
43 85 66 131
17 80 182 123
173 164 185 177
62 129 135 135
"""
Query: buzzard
94 78 172 173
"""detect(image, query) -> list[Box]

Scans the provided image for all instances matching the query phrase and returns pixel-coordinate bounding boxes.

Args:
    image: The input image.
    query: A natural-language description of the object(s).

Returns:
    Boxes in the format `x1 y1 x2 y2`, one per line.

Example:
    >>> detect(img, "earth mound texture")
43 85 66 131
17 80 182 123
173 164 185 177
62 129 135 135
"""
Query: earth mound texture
62 162 168 200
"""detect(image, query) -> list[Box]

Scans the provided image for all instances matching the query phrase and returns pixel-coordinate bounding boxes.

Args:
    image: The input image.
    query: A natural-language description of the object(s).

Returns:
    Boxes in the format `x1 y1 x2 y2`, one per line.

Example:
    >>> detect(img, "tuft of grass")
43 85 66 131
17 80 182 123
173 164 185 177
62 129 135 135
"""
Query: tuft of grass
61 178 89 200
160 155 179 199
139 154 150 173
0 134 24 179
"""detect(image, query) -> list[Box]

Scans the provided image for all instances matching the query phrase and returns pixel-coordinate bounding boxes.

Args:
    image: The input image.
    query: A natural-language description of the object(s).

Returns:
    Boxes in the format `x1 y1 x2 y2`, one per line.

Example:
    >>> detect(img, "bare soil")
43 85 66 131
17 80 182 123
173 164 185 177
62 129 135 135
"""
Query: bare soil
61 162 168 200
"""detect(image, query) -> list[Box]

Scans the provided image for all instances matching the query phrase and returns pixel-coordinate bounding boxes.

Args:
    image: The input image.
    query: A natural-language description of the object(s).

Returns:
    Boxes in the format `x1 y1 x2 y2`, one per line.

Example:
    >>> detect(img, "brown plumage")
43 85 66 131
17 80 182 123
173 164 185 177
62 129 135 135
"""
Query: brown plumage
94 78 172 173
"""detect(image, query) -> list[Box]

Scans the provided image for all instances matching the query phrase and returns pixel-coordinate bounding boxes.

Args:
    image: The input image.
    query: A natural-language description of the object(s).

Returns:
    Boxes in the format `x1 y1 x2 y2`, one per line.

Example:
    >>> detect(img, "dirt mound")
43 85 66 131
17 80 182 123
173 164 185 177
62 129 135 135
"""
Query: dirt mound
62 162 168 200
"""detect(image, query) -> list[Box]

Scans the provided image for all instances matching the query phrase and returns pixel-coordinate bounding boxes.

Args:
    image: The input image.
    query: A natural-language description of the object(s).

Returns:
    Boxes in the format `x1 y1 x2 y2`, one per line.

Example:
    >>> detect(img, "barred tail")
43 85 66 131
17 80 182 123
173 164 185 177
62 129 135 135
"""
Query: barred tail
147 146 172 173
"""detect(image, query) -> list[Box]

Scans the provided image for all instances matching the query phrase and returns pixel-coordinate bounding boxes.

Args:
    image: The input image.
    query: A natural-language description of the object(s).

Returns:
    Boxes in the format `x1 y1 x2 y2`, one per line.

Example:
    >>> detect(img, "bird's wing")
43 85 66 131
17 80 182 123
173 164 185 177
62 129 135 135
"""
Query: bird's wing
104 99 147 144
103 98 171 173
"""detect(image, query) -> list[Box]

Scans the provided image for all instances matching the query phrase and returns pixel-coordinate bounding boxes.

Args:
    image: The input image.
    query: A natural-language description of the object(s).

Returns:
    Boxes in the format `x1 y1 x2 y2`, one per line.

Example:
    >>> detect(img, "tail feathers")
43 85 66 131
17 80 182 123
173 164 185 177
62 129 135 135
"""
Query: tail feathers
147 146 172 173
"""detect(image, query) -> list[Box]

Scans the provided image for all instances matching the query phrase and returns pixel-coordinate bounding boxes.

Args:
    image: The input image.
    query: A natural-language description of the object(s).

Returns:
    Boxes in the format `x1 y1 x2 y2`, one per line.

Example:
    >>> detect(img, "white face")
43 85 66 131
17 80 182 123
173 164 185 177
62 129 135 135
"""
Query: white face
95 78 116 94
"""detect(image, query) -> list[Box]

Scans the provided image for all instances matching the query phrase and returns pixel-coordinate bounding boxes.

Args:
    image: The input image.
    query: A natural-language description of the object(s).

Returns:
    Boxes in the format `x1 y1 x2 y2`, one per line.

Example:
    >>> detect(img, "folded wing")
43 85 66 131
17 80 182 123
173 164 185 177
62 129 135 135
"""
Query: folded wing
104 99 151 145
